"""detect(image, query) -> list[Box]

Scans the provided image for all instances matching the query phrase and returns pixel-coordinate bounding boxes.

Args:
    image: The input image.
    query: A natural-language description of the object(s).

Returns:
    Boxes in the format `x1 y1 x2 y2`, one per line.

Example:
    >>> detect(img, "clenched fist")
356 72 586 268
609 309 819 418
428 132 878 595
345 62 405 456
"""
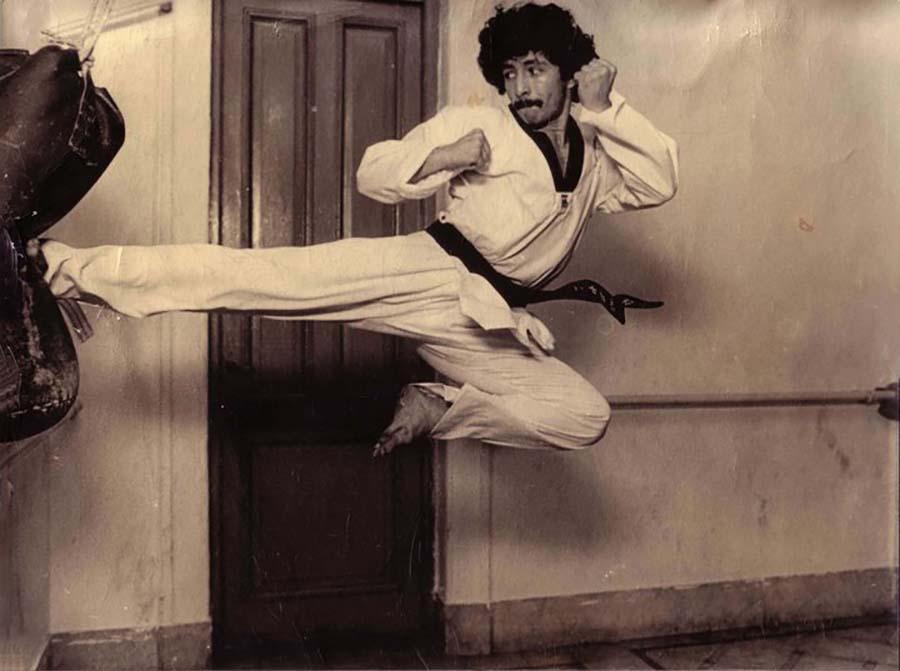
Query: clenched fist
438 128 492 173
412 128 492 183
574 58 617 113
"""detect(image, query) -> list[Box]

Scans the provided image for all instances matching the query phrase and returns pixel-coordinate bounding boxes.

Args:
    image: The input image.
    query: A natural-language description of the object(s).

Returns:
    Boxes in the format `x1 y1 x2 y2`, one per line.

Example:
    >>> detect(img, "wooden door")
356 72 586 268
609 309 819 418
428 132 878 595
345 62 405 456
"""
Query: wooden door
209 0 437 654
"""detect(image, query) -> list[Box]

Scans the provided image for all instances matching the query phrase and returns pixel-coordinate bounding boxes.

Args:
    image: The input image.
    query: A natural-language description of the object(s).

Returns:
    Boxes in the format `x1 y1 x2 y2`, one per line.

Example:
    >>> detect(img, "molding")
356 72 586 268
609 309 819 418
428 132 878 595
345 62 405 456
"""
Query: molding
440 602 491 656
0 635 50 671
49 621 211 670
439 567 899 655
36 639 50 671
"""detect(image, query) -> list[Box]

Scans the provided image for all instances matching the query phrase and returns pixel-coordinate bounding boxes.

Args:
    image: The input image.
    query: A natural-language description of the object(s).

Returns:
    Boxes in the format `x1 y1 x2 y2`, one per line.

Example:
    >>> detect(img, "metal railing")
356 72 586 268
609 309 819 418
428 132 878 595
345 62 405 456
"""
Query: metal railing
608 384 899 420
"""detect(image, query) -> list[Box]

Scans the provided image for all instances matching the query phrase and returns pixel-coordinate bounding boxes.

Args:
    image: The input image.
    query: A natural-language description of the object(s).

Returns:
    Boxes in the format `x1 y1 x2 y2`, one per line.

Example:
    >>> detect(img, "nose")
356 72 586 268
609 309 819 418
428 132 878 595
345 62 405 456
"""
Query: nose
513 74 530 99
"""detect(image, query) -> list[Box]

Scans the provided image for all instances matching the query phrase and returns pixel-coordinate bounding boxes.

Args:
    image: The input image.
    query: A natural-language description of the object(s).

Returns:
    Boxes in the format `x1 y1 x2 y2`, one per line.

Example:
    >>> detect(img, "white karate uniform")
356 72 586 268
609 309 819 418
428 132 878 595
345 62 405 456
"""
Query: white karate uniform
42 91 678 450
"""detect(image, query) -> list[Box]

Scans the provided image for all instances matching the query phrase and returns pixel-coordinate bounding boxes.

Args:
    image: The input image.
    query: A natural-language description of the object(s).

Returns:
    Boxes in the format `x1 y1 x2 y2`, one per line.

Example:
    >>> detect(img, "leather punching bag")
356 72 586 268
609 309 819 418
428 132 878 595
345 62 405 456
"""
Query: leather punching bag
1 45 125 442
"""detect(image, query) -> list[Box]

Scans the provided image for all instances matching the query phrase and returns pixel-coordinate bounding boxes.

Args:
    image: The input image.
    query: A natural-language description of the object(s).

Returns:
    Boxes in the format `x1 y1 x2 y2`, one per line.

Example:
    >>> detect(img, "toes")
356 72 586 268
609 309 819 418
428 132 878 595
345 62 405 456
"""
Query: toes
372 423 415 457
373 425 404 457
373 385 446 457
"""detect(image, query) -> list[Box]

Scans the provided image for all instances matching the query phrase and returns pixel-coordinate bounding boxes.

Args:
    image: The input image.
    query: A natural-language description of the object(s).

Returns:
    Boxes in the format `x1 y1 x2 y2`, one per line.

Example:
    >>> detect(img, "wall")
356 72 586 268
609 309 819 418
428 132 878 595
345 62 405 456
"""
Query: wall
2 0 898 662
0 434 54 671
1 0 212 658
439 0 899 634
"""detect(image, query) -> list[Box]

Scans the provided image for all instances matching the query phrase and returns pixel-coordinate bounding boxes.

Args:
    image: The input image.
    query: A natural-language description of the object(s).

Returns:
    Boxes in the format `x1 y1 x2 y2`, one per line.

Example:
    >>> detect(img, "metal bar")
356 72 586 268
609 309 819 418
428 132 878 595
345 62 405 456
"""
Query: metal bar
608 388 897 411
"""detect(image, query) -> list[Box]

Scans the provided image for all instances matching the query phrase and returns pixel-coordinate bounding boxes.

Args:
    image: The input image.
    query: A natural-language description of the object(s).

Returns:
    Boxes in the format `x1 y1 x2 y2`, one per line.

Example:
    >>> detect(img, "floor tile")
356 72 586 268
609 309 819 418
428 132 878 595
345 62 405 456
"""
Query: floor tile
829 624 900 649
789 653 874 670
641 643 721 669
786 631 898 667
576 644 655 670
699 636 802 670
467 648 581 669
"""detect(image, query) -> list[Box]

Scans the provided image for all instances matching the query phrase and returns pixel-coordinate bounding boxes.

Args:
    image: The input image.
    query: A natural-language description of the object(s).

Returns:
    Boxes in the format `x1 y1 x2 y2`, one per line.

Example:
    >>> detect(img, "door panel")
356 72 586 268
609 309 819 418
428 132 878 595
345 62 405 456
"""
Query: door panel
211 0 435 651
249 16 311 390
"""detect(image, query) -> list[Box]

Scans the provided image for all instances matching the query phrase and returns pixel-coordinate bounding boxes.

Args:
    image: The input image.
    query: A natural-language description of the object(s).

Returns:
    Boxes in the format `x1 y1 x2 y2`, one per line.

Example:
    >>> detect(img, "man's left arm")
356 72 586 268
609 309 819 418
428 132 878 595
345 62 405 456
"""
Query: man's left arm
574 59 679 213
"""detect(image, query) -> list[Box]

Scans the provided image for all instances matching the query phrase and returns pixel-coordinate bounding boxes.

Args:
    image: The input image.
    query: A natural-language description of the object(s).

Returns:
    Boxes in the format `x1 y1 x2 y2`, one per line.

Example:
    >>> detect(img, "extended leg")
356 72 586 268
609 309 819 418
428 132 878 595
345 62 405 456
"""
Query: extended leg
36 233 461 321
37 236 609 452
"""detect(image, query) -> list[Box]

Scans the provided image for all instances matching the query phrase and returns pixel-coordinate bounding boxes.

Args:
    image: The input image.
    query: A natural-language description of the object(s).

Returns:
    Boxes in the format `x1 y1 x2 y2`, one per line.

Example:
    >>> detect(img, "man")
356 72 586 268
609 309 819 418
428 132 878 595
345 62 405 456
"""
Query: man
33 2 678 455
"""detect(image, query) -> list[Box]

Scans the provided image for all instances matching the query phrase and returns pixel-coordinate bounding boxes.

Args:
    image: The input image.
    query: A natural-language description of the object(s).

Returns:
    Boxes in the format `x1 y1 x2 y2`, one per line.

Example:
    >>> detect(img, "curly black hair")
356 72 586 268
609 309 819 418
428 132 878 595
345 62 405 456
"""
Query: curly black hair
477 3 597 100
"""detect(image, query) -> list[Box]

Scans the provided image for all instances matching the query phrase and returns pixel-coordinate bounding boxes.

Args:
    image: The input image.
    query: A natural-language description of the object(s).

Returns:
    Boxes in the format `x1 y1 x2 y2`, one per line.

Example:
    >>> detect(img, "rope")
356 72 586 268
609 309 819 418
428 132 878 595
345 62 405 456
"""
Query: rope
79 0 115 65
40 0 116 65
58 299 95 343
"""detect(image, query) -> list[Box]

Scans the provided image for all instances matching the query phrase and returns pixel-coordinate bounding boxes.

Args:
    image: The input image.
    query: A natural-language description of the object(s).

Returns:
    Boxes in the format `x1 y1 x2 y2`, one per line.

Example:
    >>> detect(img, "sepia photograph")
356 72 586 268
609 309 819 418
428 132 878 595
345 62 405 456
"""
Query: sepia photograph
1 0 898 669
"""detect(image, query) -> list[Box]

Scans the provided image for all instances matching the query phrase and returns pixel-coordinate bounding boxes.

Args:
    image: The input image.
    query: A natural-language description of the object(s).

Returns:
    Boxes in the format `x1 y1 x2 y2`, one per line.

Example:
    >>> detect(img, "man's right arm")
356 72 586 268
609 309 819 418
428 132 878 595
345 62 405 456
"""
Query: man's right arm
409 129 491 184
356 107 490 204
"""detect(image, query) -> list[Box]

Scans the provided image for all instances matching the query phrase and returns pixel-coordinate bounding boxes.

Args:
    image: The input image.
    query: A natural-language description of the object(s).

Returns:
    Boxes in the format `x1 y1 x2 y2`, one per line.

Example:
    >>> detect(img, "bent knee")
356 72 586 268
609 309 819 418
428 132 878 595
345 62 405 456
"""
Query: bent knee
553 389 611 450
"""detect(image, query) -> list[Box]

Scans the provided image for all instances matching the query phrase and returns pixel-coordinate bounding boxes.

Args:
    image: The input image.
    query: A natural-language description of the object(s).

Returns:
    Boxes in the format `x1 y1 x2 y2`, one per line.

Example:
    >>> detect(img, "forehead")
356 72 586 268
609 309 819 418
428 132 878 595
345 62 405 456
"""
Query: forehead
501 51 555 69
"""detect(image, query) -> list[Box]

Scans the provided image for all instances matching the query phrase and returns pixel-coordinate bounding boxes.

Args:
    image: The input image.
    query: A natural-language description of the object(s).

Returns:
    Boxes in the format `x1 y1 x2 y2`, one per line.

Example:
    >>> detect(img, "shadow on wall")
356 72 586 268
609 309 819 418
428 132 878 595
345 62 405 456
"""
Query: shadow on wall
492 448 616 554
536 205 708 363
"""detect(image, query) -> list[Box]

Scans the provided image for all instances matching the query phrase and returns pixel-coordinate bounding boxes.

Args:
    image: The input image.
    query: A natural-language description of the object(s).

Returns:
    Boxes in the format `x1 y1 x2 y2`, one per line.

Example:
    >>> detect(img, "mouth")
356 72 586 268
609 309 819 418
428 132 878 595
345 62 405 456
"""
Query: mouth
513 99 543 111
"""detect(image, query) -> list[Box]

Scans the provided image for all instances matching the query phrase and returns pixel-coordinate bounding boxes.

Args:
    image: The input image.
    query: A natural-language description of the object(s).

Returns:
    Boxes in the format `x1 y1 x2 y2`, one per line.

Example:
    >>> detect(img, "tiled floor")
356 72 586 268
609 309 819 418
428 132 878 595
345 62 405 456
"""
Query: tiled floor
221 622 899 669
632 623 898 670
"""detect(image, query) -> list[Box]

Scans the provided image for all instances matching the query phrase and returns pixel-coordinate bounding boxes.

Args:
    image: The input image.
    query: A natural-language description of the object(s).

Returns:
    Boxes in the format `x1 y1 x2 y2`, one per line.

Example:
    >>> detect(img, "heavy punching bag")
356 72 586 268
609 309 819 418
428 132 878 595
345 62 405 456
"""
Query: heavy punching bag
0 45 125 442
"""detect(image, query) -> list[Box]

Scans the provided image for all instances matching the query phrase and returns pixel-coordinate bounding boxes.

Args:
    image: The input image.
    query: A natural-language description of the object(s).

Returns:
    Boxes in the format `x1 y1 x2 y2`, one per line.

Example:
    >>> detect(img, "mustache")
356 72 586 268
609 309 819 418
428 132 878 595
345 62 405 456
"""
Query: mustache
513 99 543 110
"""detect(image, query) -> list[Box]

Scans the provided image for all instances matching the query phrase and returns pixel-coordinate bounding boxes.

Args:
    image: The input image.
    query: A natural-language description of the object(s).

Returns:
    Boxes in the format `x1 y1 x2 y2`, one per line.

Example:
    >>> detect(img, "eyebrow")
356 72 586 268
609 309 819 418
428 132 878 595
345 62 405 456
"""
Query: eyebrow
503 57 546 69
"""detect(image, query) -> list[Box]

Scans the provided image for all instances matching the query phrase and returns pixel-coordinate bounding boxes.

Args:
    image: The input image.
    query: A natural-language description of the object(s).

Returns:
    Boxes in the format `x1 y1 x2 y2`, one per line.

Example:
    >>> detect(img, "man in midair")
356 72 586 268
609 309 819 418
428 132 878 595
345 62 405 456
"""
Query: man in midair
33 2 678 455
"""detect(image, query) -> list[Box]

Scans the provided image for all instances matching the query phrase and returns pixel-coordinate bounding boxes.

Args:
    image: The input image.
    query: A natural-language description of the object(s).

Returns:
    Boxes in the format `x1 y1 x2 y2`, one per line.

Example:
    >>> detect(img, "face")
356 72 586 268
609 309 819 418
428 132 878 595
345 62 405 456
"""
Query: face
502 51 571 129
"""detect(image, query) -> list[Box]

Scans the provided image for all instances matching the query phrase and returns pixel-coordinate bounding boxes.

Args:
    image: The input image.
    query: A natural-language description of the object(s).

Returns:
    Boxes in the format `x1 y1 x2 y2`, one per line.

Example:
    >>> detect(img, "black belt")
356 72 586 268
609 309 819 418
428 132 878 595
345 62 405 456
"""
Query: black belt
425 221 663 325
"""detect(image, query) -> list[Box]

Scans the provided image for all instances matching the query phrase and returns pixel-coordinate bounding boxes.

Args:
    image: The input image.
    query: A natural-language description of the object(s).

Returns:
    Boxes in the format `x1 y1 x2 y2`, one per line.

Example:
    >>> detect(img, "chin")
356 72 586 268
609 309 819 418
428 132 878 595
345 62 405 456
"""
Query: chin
521 110 549 128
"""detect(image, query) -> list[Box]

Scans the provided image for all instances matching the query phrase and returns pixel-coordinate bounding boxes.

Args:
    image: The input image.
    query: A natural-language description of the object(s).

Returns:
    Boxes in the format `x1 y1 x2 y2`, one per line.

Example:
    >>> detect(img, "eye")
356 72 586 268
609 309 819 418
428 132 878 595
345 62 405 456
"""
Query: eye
527 66 543 76
503 70 516 80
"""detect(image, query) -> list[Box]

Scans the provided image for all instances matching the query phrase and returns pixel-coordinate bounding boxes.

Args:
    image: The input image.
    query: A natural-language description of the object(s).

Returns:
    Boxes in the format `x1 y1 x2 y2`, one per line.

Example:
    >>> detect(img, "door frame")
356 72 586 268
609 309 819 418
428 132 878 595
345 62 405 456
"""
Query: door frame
207 0 442 656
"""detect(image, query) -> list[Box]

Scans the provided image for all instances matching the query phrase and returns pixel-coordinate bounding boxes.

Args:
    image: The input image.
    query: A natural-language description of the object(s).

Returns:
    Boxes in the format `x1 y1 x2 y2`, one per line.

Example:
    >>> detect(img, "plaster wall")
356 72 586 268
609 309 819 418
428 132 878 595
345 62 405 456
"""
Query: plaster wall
1 0 212 635
440 0 900 605
0 437 52 671
2 0 897 651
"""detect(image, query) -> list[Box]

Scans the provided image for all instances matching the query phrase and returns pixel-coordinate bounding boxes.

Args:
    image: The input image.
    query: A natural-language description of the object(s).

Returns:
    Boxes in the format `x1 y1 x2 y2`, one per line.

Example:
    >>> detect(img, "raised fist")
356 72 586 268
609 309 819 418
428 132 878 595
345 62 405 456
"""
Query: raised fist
574 58 617 113
439 128 491 173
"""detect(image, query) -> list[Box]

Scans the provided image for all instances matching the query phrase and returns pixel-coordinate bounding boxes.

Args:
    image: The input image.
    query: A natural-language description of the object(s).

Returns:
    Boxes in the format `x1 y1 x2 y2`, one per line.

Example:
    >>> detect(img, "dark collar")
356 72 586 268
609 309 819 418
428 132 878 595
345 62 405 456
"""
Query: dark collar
510 107 584 193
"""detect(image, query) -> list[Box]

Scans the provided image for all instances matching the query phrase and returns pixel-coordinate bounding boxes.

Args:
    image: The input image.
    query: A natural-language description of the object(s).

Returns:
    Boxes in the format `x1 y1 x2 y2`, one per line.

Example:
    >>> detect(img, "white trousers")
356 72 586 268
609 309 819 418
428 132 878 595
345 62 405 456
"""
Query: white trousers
42 232 610 450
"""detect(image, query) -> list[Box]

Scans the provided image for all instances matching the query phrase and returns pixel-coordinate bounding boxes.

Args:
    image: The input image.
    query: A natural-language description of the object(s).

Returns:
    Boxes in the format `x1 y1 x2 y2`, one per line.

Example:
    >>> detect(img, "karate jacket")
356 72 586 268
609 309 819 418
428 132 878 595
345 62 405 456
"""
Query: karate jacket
357 90 679 294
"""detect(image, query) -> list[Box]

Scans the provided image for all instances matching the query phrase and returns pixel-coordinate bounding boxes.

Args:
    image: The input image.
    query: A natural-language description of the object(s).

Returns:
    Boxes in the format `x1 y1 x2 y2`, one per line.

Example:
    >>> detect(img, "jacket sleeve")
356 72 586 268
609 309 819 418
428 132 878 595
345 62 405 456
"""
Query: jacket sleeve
577 91 679 213
356 106 477 204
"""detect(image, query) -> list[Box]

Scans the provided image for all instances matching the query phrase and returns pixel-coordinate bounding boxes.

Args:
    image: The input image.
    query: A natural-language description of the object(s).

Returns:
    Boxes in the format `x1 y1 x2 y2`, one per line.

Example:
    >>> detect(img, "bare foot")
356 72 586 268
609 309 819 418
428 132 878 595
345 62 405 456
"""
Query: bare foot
373 385 448 457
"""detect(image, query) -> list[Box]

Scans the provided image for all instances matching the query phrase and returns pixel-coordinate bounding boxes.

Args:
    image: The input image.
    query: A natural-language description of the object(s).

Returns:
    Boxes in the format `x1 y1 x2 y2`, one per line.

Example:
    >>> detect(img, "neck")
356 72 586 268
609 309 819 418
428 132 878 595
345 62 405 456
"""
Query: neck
540 96 573 176
541 97 572 138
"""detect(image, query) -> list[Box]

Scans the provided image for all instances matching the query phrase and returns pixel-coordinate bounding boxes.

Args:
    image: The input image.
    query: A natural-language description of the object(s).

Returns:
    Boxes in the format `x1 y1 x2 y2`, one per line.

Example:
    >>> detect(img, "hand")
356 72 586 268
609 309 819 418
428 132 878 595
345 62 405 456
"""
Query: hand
574 58 617 113
436 128 491 174
511 308 556 357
